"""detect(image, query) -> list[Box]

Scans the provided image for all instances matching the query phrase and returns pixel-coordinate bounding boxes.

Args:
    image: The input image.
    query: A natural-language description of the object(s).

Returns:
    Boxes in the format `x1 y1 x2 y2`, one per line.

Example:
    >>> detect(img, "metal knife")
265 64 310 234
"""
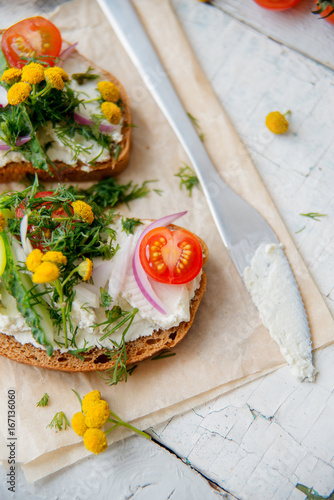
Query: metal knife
96 0 316 381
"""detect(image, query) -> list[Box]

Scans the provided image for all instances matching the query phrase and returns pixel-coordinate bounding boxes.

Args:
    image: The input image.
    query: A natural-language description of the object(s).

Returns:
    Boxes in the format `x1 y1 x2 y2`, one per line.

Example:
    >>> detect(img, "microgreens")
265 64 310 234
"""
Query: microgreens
121 217 142 235
71 67 100 85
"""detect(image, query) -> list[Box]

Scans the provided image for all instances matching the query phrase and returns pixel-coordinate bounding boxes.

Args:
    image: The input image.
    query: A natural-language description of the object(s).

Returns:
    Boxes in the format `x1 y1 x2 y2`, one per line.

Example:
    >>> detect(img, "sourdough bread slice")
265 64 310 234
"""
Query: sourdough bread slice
0 235 208 372
0 42 131 182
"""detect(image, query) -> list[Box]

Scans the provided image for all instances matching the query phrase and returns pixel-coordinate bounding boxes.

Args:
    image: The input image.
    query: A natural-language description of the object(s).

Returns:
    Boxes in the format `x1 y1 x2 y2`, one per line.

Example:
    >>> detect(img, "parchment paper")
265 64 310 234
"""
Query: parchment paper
0 0 333 482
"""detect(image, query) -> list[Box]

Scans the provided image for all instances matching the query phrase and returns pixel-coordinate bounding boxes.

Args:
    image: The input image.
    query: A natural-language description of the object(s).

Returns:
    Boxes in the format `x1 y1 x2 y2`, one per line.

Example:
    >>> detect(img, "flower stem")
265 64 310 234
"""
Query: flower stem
106 412 151 440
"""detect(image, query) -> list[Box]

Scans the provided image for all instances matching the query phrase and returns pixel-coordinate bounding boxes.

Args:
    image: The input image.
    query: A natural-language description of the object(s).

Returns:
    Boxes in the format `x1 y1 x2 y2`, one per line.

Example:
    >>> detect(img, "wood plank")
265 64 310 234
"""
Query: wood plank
211 0 334 71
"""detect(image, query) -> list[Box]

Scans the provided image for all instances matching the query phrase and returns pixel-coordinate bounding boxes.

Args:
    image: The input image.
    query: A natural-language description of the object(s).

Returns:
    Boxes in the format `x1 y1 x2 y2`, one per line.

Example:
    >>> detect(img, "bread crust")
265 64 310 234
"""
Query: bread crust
0 235 208 372
0 44 131 182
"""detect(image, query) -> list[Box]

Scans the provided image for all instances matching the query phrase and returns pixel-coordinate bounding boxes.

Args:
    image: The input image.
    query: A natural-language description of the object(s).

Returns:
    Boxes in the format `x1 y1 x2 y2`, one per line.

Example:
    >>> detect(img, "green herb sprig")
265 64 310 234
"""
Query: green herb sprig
47 411 70 431
175 164 199 196
36 393 50 407
300 212 327 221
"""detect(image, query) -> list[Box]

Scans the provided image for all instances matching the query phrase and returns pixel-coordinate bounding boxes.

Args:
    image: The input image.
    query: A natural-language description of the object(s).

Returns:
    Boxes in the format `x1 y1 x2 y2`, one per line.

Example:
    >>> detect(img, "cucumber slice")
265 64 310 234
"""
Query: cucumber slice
1 232 55 355
0 235 5 276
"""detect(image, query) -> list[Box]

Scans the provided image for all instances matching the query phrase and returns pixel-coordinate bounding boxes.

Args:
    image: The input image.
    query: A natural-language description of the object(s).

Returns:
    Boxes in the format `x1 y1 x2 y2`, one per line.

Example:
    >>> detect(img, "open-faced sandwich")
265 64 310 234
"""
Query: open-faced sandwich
0 16 131 182
0 180 208 379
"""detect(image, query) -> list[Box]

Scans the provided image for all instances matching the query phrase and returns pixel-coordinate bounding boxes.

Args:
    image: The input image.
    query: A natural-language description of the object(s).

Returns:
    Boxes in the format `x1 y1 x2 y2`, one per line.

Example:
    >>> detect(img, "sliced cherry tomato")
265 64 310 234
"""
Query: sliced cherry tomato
313 1 334 24
1 17 62 69
253 0 301 10
139 227 203 285
16 191 71 249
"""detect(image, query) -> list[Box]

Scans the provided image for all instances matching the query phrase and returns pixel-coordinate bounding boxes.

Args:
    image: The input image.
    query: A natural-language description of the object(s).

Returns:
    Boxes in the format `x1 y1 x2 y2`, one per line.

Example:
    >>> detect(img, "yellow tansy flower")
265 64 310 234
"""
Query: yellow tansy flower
32 261 60 284
7 82 31 105
77 258 93 281
72 200 94 224
265 111 289 135
42 251 67 266
1 68 22 84
26 249 43 272
21 62 45 85
97 81 120 102
44 67 65 90
71 412 87 437
82 390 101 414
85 400 110 429
83 428 108 455
101 102 122 125
0 211 5 232
49 66 69 82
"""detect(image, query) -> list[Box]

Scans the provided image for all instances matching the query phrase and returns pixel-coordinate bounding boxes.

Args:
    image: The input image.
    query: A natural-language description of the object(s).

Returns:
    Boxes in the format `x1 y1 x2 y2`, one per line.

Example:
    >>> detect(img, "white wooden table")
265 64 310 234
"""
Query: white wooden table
0 1 334 499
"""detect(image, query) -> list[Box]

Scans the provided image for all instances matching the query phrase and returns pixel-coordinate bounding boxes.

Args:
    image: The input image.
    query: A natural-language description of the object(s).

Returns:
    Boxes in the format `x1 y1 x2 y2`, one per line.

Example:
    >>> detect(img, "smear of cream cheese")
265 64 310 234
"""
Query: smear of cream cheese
0 221 201 352
243 243 316 382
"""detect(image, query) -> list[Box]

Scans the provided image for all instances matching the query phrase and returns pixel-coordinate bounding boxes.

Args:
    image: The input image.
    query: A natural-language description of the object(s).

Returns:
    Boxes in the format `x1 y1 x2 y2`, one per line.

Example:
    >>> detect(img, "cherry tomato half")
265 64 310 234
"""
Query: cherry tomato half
253 0 301 10
16 191 71 249
313 1 334 24
1 17 62 69
139 227 203 285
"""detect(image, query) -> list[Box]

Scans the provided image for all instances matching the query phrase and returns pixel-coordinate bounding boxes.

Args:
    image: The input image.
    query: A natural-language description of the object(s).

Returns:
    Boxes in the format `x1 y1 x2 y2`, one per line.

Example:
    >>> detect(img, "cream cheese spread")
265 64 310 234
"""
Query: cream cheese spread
0 57 123 169
0 221 201 352
243 243 316 382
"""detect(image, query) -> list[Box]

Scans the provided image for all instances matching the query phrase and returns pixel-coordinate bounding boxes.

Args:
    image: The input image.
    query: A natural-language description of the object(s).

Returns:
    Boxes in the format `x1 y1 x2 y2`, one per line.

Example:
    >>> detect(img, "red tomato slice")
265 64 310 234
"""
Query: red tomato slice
253 0 301 10
314 1 334 24
16 191 71 249
1 17 62 69
139 227 203 285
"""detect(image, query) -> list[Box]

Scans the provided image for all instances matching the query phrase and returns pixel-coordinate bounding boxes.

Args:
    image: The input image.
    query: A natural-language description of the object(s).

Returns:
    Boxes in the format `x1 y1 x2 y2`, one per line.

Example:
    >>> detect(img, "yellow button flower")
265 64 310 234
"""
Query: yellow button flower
72 200 94 224
97 81 120 102
49 66 69 82
42 251 67 266
21 62 45 84
1 68 22 84
71 412 88 437
77 258 93 281
32 261 60 283
7 82 32 105
0 211 5 233
85 400 110 429
26 249 43 272
101 102 122 125
44 67 65 90
83 428 108 455
265 111 289 134
82 390 101 414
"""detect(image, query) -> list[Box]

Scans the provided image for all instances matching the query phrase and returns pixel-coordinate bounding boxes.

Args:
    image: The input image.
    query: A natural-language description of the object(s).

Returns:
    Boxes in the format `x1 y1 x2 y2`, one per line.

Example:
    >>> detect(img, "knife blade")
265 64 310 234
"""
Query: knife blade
96 0 316 381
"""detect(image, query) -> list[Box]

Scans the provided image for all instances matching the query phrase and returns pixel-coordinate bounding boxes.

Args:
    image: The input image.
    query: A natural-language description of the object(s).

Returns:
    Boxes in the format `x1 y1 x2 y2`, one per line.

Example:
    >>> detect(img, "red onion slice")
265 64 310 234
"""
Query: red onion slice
132 211 187 315
58 42 79 66
74 112 114 134
0 86 8 108
0 134 31 151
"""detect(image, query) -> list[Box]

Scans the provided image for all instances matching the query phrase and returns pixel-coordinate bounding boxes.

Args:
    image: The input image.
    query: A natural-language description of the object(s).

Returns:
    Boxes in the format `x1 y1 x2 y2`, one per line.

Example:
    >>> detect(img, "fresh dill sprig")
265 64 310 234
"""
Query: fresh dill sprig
71 67 100 85
122 217 142 235
81 178 156 209
187 112 205 141
151 350 176 360
300 212 327 221
47 411 70 431
175 163 199 196
36 393 50 407
97 301 139 386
